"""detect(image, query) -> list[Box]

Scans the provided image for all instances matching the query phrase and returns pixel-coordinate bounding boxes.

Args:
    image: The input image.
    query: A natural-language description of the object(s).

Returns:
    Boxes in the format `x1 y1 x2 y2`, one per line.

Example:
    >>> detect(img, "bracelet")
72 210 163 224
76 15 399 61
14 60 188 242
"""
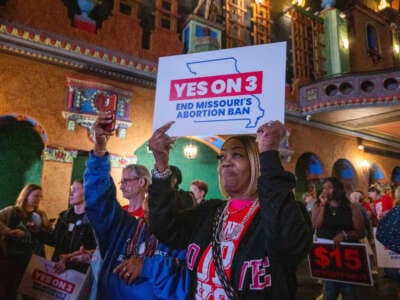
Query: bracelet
151 167 172 179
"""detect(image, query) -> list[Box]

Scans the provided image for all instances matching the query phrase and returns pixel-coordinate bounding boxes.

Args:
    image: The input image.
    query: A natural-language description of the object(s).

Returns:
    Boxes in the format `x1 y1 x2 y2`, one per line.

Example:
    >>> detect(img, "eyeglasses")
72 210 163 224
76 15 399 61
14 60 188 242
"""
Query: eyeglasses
119 177 140 185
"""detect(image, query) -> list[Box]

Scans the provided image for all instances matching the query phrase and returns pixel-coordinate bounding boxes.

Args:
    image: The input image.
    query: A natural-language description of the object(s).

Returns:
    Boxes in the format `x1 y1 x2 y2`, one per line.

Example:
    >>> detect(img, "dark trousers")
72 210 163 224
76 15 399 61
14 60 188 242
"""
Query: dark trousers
0 258 26 300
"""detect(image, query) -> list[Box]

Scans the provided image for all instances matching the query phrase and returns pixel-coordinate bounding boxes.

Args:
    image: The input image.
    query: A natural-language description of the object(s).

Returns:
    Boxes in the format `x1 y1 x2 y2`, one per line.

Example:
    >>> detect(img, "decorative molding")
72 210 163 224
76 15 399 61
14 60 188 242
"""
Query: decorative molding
41 146 138 166
296 70 400 115
279 129 294 163
42 146 78 163
62 77 133 139
2 114 48 143
0 19 157 86
110 154 137 168
338 110 400 129
285 114 400 149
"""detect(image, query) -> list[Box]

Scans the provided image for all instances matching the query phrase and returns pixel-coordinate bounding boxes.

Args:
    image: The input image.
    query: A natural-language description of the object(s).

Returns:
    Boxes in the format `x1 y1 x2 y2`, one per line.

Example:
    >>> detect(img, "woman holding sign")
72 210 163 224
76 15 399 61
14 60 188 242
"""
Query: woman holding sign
147 120 312 299
312 177 365 300
0 184 52 300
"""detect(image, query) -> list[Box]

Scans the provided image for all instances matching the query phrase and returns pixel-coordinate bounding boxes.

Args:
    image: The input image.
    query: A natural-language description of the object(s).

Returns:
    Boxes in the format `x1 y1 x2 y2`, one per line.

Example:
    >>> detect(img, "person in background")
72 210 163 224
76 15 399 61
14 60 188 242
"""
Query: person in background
349 190 376 272
148 120 312 299
312 177 365 300
369 185 393 223
190 179 208 204
395 186 400 207
302 191 316 216
82 112 191 300
170 165 196 209
383 184 394 201
120 164 150 218
393 185 400 206
349 190 372 239
44 179 96 274
356 190 373 219
378 185 400 300
0 184 52 300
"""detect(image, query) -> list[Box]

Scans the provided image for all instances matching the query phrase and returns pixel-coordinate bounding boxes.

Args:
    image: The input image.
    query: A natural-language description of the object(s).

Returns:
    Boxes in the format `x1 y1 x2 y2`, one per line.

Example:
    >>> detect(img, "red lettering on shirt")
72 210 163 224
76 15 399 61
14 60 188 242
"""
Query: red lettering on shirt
187 243 201 271
196 201 262 298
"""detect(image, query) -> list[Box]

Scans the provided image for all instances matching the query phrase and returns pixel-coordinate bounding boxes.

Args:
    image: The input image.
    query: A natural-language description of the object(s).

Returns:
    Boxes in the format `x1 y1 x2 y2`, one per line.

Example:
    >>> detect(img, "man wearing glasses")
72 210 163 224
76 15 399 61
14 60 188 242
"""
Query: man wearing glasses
120 164 150 218
82 112 191 300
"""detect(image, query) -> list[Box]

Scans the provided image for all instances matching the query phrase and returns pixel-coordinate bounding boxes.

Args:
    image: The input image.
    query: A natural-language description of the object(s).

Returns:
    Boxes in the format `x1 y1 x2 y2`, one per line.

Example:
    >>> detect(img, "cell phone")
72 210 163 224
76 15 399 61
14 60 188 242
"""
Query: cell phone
97 94 117 132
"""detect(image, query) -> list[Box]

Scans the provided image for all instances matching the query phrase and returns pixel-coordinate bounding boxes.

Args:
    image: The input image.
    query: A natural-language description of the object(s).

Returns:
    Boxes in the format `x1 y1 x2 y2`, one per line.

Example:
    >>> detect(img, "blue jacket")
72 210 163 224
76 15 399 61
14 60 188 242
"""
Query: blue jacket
84 152 190 300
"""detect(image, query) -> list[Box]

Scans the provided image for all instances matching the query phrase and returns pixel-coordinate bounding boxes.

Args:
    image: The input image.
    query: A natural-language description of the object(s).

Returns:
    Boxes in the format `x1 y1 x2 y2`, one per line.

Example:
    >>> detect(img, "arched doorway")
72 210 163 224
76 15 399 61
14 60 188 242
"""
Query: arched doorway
332 159 358 195
0 115 45 208
134 137 223 200
369 163 385 185
295 152 324 201
392 166 400 186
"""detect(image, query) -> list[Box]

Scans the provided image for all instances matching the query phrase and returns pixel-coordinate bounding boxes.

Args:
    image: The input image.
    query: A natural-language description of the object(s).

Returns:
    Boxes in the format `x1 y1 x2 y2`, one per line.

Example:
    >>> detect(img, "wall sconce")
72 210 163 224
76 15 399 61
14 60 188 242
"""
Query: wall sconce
183 139 198 159
279 130 294 163
359 159 371 186
292 0 306 7
378 0 390 10
394 44 400 54
341 38 349 49
360 159 370 169
357 138 364 151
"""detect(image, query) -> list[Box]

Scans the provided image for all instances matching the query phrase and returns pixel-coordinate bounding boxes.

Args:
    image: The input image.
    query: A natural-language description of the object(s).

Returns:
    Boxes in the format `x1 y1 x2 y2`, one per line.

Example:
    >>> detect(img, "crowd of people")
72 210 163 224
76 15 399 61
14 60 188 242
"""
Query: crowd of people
0 111 399 300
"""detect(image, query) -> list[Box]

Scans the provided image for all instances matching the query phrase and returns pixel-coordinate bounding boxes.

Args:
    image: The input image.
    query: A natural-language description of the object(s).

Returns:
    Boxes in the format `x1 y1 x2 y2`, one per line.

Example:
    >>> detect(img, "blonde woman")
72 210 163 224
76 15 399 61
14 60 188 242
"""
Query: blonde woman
0 184 51 299
147 120 312 299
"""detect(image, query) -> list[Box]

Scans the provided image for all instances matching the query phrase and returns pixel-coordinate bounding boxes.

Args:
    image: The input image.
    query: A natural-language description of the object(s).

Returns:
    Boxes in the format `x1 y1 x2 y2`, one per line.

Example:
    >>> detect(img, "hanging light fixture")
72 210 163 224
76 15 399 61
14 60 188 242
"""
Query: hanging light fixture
183 139 198 159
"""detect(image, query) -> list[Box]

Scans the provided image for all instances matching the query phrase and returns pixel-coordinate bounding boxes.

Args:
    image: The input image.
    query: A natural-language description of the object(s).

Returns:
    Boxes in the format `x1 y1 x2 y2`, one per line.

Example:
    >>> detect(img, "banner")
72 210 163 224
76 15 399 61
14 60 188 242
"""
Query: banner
153 42 286 137
18 255 90 300
308 241 373 286
374 228 400 268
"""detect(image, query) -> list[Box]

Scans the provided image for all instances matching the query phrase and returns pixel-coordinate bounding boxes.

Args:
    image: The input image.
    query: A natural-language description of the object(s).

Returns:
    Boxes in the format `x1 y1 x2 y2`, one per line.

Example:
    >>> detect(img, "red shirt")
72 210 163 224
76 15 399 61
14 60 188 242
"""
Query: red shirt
122 205 144 218
361 201 372 212
371 195 393 216
196 200 260 299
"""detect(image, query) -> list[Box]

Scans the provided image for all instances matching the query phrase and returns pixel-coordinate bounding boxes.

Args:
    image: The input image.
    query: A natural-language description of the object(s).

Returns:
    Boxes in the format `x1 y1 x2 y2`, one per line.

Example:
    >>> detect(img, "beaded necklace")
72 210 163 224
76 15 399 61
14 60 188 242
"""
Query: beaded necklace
126 218 158 257
219 199 259 241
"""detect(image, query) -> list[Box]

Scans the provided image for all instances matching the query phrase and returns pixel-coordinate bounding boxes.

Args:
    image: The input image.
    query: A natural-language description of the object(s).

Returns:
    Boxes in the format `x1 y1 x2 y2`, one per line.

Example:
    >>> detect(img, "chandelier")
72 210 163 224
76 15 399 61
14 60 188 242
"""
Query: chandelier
183 140 198 159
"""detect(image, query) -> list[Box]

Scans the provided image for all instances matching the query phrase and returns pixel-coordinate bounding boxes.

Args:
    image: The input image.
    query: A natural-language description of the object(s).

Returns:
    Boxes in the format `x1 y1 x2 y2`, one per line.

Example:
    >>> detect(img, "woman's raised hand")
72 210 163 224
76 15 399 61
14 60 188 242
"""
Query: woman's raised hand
256 120 286 153
148 121 175 172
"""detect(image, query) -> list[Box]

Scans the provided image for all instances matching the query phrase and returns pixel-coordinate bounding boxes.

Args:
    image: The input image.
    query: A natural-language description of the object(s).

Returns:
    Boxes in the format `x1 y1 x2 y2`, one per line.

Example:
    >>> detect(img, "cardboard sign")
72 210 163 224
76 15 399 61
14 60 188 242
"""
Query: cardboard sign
374 228 400 268
18 255 90 300
309 241 373 286
153 42 287 136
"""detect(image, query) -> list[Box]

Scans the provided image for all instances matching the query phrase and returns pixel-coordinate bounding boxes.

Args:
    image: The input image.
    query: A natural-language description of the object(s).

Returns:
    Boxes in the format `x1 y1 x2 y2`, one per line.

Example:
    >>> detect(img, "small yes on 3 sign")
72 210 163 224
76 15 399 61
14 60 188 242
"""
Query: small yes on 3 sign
153 42 287 137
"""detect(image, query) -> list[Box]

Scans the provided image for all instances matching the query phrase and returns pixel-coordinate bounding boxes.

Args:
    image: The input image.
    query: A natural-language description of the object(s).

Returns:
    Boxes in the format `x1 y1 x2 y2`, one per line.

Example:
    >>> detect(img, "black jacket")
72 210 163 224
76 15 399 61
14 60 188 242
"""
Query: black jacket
149 150 313 299
46 207 96 273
